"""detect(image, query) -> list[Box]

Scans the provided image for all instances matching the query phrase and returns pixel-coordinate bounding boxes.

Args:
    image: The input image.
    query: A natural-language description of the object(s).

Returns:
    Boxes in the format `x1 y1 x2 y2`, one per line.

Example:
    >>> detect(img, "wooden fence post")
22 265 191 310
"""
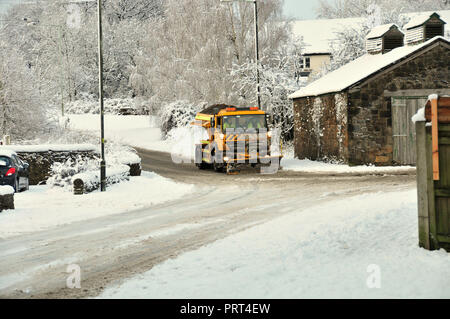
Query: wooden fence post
415 121 431 249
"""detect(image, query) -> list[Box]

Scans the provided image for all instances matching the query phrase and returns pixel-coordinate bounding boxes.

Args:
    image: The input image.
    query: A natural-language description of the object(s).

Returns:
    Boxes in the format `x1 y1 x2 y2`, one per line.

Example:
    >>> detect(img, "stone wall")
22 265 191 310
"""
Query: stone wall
293 93 348 162
17 150 99 185
293 42 449 165
347 43 450 165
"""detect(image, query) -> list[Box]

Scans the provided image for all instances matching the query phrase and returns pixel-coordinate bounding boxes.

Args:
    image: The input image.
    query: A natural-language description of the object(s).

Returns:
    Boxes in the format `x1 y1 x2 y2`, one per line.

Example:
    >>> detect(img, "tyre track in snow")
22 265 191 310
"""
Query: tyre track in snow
0 148 416 298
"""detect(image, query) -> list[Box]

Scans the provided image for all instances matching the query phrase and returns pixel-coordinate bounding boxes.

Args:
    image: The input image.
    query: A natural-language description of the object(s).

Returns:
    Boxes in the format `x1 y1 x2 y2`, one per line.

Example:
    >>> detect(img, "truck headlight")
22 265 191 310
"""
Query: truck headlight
224 156 229 162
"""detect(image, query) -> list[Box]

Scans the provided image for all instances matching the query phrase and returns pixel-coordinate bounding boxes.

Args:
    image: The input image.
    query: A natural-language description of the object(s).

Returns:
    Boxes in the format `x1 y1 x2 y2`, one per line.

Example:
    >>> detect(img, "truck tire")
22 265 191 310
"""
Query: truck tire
195 145 207 170
211 143 224 173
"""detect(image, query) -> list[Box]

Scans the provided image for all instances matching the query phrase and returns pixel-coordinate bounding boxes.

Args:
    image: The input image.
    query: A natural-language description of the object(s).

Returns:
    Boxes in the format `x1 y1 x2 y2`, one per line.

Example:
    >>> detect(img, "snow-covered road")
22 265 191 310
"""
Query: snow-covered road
0 149 419 298
100 189 450 299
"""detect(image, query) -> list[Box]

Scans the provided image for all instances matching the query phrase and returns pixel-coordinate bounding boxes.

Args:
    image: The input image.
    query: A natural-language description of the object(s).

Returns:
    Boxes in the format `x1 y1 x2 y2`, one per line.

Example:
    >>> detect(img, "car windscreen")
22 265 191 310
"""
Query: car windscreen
222 115 267 130
0 156 10 167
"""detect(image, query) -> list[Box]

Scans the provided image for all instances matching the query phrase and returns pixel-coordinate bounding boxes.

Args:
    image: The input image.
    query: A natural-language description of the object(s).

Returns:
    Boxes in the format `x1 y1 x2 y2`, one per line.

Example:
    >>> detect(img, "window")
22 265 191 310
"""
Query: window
299 57 311 69
222 115 267 131
0 156 10 167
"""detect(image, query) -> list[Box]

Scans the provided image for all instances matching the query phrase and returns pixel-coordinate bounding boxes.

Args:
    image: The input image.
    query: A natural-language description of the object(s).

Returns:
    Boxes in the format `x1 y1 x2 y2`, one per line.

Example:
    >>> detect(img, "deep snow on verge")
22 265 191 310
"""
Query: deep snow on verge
0 172 194 238
100 190 450 299
281 158 416 174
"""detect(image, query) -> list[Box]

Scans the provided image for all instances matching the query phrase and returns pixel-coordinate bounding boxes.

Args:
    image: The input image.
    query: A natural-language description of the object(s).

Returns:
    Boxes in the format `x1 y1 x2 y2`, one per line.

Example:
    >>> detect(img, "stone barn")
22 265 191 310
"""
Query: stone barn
289 13 450 166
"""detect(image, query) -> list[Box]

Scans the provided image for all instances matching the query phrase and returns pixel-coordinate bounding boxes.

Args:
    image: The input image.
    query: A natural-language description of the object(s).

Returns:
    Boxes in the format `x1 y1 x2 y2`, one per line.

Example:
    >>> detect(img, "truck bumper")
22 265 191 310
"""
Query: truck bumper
223 155 283 174
223 154 282 164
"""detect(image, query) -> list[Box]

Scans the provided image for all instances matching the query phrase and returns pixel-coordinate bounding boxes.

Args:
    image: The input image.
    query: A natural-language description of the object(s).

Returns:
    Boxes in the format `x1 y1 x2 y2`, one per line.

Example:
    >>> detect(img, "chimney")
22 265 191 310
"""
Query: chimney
366 24 404 54
405 12 446 45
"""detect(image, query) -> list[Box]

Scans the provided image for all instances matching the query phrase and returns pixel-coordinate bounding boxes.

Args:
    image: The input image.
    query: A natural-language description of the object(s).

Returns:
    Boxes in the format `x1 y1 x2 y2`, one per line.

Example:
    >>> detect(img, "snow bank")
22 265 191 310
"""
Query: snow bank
0 144 97 153
72 164 130 191
411 107 426 123
0 172 195 238
168 126 209 160
0 186 14 196
100 190 450 299
281 158 415 174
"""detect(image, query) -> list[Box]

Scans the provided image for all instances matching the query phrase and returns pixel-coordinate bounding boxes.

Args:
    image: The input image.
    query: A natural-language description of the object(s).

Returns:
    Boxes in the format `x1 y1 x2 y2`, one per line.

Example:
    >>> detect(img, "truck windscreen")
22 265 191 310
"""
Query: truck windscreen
222 115 267 130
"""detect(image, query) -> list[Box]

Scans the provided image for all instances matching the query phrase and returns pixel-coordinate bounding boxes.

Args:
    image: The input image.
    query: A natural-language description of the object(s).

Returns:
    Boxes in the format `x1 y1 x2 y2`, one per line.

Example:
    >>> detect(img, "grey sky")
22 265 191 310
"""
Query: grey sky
0 0 21 14
1 0 323 20
283 0 323 20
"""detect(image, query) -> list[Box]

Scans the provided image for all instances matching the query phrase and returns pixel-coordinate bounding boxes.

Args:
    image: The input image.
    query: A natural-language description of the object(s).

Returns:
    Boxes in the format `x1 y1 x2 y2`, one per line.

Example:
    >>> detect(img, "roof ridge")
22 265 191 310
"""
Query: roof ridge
289 36 450 99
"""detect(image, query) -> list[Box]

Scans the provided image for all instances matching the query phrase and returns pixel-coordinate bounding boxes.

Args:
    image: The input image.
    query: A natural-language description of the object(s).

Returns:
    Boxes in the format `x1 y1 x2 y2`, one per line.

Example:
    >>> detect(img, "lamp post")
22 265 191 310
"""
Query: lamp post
97 0 106 191
220 0 261 110
61 0 105 190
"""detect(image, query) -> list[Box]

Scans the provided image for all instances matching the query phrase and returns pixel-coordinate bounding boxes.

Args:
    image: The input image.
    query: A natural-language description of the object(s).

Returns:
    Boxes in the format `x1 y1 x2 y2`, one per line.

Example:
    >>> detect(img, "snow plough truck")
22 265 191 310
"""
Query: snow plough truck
191 104 282 174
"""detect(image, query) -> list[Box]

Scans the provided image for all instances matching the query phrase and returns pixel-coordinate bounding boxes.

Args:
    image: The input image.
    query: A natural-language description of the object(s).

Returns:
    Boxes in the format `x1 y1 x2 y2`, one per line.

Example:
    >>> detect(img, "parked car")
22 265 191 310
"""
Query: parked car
0 150 29 192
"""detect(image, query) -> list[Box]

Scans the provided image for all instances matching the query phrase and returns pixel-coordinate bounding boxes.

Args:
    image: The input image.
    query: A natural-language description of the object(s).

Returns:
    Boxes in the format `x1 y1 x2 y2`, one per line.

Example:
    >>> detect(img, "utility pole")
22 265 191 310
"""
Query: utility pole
252 0 261 110
220 0 261 109
97 0 106 191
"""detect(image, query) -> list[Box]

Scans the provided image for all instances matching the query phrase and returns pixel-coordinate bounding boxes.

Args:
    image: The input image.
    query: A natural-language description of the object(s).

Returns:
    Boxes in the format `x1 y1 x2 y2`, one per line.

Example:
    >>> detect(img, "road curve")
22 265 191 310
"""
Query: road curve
0 148 416 298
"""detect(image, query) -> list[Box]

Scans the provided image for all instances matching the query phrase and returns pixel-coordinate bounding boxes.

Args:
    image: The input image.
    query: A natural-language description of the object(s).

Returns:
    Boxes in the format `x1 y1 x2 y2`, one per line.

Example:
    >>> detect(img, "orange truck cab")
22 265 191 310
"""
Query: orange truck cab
191 104 282 174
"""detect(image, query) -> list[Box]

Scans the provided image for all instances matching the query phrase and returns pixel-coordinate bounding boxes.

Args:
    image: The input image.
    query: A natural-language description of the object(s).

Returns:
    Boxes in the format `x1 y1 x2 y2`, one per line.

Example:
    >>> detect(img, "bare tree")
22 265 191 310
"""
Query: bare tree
316 0 449 19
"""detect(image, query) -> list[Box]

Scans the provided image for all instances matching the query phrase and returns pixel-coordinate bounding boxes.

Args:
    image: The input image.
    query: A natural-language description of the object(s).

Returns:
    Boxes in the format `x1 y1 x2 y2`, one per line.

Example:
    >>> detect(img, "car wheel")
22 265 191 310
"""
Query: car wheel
14 178 19 193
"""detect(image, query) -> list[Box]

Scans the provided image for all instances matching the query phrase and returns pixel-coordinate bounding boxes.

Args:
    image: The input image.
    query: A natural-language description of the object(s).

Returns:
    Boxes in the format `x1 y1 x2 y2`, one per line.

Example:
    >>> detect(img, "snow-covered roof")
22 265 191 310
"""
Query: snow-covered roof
289 36 450 99
404 12 446 30
0 149 17 158
291 10 450 55
366 24 402 39
291 17 363 55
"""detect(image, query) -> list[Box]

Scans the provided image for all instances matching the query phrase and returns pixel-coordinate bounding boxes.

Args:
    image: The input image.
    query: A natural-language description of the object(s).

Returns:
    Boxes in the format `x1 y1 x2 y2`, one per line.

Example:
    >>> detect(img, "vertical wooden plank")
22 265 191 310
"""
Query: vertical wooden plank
426 129 438 249
400 101 405 164
408 100 414 164
415 121 430 249
436 198 448 235
392 98 399 163
402 98 408 164
431 97 440 180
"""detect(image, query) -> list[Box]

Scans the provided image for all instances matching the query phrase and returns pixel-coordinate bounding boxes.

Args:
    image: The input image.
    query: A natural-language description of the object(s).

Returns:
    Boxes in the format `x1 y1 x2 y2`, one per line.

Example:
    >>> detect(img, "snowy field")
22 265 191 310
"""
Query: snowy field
67 115 173 153
0 172 194 238
67 114 202 159
100 189 450 299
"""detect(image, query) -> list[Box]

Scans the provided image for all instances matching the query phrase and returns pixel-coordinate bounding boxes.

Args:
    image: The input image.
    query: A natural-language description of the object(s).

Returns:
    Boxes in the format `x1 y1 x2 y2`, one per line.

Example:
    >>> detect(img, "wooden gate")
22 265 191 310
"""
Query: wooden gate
416 96 450 252
392 96 427 165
